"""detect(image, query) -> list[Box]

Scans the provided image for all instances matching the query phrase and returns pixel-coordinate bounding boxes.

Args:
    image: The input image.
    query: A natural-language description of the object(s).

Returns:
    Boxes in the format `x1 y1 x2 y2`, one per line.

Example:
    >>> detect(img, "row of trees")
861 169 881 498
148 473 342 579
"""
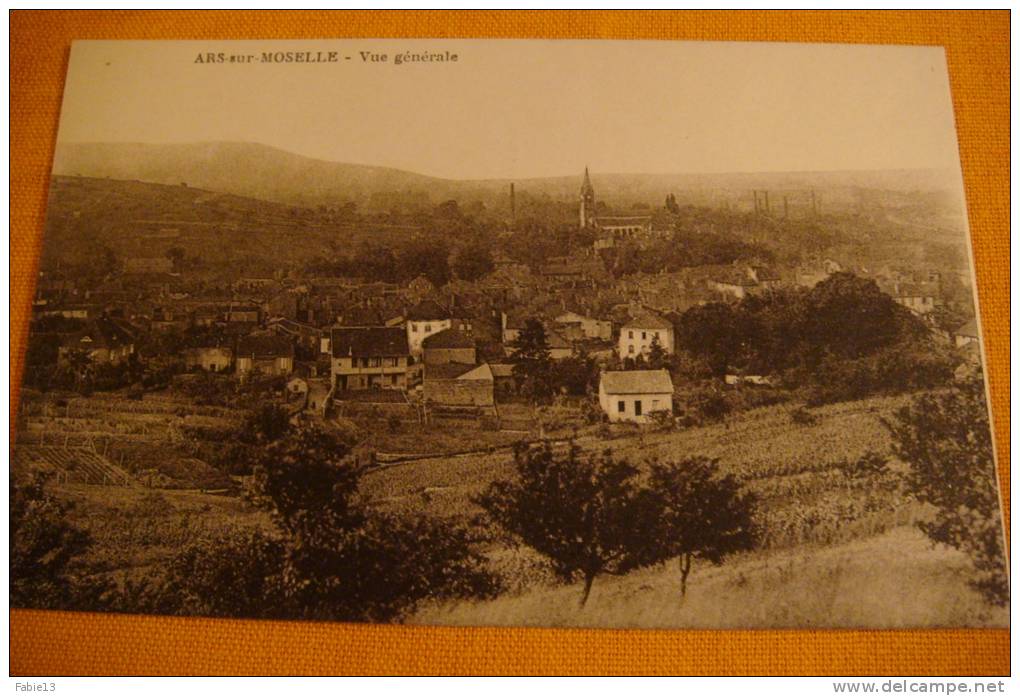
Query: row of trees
478 445 755 604
602 229 772 279
306 235 495 287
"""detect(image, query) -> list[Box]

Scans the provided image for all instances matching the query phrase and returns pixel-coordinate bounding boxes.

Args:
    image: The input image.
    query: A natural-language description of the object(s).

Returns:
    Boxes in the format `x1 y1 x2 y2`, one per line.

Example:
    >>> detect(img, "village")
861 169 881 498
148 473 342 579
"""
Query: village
17 168 983 483
12 157 1003 630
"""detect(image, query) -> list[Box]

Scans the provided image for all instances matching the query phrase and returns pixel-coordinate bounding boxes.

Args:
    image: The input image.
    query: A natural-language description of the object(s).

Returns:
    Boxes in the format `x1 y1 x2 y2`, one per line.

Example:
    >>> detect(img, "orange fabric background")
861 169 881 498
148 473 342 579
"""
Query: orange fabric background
9 10 1009 675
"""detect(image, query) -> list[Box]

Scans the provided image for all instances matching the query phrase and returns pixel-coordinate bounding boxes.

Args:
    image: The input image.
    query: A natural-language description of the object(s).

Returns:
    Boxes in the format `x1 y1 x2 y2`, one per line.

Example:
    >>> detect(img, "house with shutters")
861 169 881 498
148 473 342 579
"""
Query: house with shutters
617 314 674 359
598 369 674 423
554 311 613 342
235 335 295 377
330 326 410 391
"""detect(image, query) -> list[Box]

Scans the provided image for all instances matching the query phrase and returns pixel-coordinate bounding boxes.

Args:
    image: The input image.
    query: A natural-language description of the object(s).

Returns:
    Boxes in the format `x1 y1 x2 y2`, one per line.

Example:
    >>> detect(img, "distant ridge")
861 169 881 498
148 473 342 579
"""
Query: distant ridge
52 141 962 209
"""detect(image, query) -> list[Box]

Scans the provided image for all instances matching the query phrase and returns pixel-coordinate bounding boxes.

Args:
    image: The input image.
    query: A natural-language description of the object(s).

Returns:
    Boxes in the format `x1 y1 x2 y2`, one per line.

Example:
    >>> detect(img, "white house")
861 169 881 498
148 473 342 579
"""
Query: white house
406 299 452 355
598 369 674 423
618 314 674 359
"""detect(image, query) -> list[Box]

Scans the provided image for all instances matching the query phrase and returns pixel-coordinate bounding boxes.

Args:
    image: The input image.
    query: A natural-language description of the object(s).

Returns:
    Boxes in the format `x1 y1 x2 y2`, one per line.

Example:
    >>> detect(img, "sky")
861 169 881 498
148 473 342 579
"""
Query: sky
56 39 962 181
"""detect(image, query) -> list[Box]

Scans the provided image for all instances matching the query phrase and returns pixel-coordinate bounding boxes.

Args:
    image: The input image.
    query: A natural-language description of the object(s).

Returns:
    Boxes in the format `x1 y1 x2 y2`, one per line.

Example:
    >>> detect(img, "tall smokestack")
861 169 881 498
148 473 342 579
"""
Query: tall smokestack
510 183 516 228
764 191 770 215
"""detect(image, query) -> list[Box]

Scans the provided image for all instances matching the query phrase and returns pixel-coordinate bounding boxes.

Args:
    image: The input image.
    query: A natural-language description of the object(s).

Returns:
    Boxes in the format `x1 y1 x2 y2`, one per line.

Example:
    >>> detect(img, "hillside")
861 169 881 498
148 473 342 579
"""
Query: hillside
39 175 418 275
52 141 452 210
52 141 965 213
413 526 1007 629
362 393 1007 628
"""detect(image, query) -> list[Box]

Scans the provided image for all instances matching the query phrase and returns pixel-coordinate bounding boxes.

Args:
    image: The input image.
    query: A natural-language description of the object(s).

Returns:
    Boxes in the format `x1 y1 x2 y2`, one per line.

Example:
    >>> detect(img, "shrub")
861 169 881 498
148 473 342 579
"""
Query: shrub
10 473 110 611
790 406 818 426
134 425 500 622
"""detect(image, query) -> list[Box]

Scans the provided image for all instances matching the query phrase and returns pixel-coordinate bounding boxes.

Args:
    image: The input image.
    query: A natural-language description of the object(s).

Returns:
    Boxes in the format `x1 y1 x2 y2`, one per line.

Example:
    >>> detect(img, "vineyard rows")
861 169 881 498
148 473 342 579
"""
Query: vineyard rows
14 445 136 486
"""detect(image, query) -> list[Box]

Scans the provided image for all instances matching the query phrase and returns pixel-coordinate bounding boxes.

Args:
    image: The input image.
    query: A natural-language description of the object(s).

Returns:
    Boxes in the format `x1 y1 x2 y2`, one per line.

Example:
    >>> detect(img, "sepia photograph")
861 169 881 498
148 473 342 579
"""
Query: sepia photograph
11 38 1008 630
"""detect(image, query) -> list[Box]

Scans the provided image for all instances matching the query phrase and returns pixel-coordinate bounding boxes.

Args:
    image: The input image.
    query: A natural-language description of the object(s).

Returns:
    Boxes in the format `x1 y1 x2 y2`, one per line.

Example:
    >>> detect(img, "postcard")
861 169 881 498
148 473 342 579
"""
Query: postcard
11 39 1007 628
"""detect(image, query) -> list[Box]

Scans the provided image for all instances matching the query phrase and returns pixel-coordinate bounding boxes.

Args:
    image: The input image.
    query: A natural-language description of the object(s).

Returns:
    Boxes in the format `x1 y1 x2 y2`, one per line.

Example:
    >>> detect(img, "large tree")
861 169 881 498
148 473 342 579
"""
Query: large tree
476 442 659 606
885 378 1007 606
803 272 913 361
640 457 757 597
509 319 554 401
675 302 749 376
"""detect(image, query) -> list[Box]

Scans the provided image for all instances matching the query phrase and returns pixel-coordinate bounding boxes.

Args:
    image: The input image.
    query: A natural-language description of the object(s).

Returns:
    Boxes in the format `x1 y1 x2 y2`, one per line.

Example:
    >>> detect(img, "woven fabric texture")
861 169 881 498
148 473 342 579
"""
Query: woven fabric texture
9 10 1009 676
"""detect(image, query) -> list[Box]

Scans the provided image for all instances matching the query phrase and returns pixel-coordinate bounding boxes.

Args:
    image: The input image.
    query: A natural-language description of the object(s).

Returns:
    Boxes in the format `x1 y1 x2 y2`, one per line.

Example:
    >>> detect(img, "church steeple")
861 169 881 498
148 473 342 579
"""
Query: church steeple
579 166 596 228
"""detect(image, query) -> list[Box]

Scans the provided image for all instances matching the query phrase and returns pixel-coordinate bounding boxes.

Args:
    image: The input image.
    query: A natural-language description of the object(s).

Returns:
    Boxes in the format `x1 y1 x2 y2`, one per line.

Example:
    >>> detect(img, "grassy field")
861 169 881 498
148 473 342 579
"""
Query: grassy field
413 526 1008 629
361 395 911 529
57 483 272 580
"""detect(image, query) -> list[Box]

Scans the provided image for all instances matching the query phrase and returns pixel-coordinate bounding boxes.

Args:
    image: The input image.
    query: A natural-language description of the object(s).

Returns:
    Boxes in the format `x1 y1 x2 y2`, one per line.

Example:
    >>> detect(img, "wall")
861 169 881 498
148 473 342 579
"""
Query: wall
618 326 674 358
425 378 494 407
407 319 452 354
184 348 232 372
423 346 475 366
599 384 672 423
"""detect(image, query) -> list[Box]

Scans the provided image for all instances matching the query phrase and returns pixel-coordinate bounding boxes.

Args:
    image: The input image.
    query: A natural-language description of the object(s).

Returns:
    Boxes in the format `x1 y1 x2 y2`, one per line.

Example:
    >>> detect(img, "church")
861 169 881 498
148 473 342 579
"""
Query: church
579 167 654 249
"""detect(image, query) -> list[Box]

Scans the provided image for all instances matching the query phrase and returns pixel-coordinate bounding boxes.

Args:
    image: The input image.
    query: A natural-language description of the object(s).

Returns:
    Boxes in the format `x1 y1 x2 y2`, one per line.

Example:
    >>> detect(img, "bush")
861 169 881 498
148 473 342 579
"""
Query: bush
790 406 818 426
677 385 731 426
10 473 110 611
133 425 501 622
723 385 790 413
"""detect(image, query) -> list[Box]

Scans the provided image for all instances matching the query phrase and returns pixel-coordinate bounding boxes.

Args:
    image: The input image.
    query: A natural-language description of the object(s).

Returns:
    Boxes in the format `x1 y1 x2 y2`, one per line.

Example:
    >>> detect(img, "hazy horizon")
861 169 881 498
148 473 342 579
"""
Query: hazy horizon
56 40 963 181
54 139 962 186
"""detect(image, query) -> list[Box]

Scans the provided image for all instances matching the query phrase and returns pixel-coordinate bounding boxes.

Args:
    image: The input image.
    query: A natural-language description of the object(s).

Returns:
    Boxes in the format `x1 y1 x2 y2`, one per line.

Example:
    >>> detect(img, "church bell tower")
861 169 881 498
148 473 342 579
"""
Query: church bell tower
579 167 596 228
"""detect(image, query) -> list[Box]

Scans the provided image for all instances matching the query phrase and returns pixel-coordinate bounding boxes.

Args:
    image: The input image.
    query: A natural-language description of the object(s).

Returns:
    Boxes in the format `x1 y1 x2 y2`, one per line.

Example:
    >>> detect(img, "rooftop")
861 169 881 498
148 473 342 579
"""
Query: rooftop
600 369 674 395
236 334 295 359
425 362 480 380
622 314 673 330
422 327 475 350
338 306 385 327
406 299 451 321
331 326 409 358
955 319 979 338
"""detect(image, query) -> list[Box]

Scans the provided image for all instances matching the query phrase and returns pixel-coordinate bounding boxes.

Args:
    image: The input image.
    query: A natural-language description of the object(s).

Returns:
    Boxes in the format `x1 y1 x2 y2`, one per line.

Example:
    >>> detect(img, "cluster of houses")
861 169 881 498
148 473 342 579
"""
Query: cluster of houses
32 256 693 422
26 170 981 426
